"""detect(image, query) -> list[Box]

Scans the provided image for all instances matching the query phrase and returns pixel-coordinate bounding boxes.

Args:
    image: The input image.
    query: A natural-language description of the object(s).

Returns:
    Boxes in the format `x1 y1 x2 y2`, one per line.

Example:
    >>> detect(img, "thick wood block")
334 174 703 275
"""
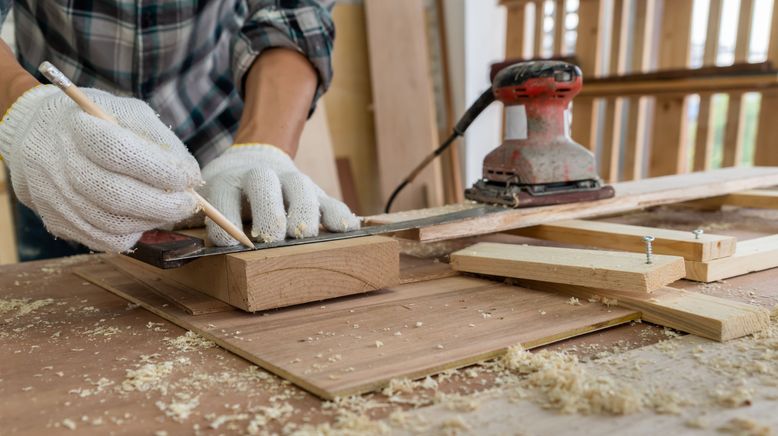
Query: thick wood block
123 236 400 312
450 242 686 293
511 219 737 261
515 279 770 342
685 235 778 282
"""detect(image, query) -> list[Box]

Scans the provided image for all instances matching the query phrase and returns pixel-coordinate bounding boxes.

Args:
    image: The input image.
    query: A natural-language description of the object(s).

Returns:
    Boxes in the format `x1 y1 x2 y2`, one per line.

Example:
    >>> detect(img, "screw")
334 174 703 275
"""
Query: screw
693 228 704 239
643 235 655 264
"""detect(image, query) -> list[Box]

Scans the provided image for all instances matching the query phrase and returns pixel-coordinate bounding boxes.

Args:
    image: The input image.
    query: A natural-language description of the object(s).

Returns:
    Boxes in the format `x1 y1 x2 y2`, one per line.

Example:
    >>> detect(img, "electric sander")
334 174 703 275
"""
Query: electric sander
384 59 615 213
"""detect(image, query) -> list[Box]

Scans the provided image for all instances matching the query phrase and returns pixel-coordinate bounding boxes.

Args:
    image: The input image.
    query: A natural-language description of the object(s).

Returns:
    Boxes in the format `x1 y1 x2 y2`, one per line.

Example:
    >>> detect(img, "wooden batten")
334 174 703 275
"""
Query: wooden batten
685 235 778 283
450 242 686 293
510 219 736 262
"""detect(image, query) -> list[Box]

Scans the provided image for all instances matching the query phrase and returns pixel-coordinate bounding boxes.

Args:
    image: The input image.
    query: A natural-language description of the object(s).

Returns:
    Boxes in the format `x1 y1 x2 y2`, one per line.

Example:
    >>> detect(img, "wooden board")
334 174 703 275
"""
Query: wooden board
295 102 342 201
692 189 778 210
75 263 638 399
513 279 770 342
367 167 778 242
0 165 17 264
450 242 686 293
365 0 444 211
685 235 778 283
510 219 737 262
118 236 400 312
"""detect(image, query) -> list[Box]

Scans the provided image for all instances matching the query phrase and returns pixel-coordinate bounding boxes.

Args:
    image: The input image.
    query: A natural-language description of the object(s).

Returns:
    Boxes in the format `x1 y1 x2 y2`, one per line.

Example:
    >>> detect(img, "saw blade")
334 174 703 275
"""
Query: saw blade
157 204 507 265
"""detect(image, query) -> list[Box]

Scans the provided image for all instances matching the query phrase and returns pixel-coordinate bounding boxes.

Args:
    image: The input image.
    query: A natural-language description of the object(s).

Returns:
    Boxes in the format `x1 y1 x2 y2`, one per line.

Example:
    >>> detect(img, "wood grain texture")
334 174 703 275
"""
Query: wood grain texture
451 242 686 293
0 165 16 264
685 235 778 283
75 263 638 399
122 236 400 312
514 279 770 342
692 0 723 172
365 0 444 211
510 219 737 261
569 0 605 151
367 167 778 242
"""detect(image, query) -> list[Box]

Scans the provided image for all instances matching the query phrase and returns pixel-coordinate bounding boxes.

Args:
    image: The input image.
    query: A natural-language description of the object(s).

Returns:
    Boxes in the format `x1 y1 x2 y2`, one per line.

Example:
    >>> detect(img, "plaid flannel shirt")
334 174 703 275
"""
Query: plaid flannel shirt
0 0 335 165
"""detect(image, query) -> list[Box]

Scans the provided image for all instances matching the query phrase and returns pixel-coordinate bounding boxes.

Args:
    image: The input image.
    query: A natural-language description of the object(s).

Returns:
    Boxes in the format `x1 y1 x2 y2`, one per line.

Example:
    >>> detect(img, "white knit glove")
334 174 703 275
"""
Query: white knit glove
0 85 202 252
201 144 360 246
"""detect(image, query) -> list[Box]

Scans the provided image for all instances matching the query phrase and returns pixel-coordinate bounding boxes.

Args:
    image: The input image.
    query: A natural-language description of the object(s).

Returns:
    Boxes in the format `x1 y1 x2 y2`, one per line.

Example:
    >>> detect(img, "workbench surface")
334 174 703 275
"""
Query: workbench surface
2 206 778 435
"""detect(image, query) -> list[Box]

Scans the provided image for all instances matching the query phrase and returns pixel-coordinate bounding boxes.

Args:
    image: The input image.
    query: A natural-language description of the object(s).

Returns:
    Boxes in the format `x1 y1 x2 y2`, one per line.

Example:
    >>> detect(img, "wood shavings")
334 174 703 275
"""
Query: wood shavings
717 416 772 436
0 297 53 319
121 361 175 394
567 297 582 306
61 418 77 430
164 331 216 352
375 341 384 348
155 392 199 422
713 384 753 408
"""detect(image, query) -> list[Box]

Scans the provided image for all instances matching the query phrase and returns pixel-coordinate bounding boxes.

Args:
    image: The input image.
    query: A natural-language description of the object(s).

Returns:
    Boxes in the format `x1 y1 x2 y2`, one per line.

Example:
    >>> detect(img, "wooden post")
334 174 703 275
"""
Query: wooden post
503 0 528 59
571 0 606 152
721 0 755 168
648 0 693 177
553 0 566 55
693 0 723 172
622 0 656 180
753 0 778 165
0 166 17 264
599 0 626 182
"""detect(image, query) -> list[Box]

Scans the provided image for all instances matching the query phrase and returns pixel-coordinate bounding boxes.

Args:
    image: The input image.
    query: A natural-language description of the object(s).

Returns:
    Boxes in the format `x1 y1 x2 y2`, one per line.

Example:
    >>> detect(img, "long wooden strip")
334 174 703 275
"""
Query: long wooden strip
693 0 723 172
450 242 686 293
754 0 778 166
512 279 770 342
510 219 737 261
685 235 778 283
368 167 778 242
716 190 778 209
365 0 444 211
75 264 638 399
0 166 16 265
120 236 400 312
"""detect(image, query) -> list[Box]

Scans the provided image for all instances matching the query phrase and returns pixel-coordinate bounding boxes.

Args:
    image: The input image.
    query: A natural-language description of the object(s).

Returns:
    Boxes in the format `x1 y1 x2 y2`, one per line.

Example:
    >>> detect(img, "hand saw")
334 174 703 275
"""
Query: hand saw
125 204 507 269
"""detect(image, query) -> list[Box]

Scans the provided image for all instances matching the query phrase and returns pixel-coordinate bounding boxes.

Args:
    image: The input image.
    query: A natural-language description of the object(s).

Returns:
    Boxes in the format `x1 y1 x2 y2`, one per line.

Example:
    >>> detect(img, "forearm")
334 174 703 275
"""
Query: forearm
0 41 39 115
233 48 318 157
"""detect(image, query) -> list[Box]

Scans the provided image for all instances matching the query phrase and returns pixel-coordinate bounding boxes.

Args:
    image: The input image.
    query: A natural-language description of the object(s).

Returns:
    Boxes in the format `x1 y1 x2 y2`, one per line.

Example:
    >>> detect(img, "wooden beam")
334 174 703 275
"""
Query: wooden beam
570 0 606 151
365 0 444 211
579 74 778 97
514 279 770 341
503 0 529 59
450 242 686 293
685 235 778 282
684 189 778 209
598 0 626 182
367 167 778 242
118 236 400 312
649 0 693 176
510 219 737 261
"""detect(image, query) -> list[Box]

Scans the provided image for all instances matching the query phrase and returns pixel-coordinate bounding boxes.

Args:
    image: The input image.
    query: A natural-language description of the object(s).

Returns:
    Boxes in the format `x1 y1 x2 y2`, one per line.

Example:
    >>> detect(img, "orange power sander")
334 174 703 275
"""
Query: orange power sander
384 60 614 213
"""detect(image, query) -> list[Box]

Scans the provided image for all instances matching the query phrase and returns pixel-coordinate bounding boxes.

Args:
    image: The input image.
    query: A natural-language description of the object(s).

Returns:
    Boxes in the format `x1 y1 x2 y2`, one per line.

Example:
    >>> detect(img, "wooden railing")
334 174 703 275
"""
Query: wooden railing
502 0 778 183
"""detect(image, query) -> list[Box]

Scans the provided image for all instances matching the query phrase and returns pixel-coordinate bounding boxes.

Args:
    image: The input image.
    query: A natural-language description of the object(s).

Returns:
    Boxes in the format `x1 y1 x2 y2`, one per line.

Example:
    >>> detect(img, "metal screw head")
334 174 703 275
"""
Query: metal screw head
643 235 655 243
693 228 704 239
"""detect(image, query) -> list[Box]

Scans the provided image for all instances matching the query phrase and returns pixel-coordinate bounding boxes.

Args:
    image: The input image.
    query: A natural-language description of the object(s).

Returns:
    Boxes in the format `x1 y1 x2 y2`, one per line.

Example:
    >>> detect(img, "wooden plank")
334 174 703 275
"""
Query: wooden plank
598 0 625 182
367 166 778 242
649 0 693 176
294 102 342 200
552 0 565 55
450 242 686 293
684 189 778 209
365 0 444 211
721 0 756 168
335 157 361 214
692 0 723 172
0 165 16 264
514 279 770 341
503 0 529 59
685 235 778 282
75 263 639 399
510 219 737 261
121 236 400 312
753 0 778 166
579 73 778 97
533 0 545 57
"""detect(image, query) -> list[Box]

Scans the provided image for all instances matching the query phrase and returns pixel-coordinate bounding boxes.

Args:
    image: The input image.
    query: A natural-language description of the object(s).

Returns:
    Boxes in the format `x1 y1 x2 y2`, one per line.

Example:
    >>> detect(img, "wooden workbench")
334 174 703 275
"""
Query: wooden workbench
2 206 778 434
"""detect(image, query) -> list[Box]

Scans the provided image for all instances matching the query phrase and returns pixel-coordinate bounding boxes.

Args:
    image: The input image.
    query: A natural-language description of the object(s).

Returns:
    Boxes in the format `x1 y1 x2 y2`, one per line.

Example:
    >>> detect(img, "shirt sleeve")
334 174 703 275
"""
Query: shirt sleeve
0 1 12 32
231 0 335 116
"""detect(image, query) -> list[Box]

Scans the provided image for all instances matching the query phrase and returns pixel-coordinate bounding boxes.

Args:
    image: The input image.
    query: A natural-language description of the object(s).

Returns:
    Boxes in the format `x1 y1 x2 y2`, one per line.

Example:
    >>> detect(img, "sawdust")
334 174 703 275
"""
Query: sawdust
718 416 773 436
156 392 200 422
163 331 216 352
0 297 53 319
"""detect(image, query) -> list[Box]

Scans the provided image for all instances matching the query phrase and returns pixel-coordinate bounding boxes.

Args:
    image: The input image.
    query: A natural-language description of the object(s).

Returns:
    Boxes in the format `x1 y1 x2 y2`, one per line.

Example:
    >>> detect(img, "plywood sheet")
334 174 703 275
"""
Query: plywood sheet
75 263 638 399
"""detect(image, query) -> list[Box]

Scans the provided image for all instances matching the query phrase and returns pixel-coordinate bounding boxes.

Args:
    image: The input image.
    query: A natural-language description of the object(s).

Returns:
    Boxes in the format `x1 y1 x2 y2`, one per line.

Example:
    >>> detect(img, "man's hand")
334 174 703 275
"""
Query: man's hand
0 86 203 252
201 144 359 246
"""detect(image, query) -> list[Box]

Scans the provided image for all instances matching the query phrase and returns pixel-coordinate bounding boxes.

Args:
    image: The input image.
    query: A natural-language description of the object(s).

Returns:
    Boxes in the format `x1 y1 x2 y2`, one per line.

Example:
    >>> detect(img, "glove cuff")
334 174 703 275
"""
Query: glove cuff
231 143 291 159
0 85 58 161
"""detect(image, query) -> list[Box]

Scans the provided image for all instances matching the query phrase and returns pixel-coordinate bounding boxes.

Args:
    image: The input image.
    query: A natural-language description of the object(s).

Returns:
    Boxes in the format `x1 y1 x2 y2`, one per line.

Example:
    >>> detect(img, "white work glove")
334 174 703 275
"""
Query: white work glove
200 144 360 246
0 85 202 252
